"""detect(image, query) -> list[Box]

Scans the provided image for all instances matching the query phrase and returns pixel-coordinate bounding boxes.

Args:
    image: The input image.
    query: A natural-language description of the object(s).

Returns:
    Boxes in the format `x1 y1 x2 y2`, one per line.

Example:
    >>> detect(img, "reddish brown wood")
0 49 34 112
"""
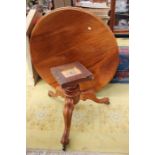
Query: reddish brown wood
48 62 110 150
49 86 110 104
50 62 93 88
30 7 119 92
61 84 80 151
80 88 109 104
109 0 116 31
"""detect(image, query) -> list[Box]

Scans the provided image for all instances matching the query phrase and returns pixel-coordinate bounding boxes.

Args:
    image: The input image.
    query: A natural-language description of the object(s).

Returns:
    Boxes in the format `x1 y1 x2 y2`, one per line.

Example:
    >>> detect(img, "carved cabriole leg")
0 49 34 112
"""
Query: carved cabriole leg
61 85 80 151
80 89 110 104
61 97 74 151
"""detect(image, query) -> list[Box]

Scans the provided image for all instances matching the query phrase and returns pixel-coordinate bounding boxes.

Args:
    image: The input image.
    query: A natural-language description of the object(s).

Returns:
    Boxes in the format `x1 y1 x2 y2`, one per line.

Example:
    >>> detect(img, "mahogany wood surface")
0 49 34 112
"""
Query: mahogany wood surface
50 61 93 88
48 61 110 150
30 7 119 91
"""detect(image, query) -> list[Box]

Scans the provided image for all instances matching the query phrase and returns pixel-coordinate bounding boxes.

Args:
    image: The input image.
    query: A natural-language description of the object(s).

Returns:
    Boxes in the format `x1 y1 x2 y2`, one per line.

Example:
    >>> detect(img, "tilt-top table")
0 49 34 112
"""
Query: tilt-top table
30 7 119 150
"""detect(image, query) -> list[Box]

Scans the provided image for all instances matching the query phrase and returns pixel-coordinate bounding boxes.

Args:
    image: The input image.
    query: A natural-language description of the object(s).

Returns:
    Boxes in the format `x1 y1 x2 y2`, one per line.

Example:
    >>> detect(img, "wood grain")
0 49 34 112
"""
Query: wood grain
30 7 119 91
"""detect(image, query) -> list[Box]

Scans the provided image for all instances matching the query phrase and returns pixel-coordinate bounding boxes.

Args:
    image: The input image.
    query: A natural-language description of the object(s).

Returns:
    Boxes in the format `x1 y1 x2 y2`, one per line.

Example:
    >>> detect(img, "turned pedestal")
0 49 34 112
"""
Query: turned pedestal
48 62 110 151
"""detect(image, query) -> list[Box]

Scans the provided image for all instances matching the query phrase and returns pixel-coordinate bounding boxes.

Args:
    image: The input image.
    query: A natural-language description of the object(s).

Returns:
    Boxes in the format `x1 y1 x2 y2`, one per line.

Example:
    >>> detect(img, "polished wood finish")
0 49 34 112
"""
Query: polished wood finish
48 62 110 150
50 62 93 88
30 7 119 92
61 84 80 151
48 86 110 104
109 0 116 31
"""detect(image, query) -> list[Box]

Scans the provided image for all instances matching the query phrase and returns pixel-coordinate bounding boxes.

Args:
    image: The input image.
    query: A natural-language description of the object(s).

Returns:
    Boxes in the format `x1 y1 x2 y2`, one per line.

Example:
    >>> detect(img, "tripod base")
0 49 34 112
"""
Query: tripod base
48 85 110 150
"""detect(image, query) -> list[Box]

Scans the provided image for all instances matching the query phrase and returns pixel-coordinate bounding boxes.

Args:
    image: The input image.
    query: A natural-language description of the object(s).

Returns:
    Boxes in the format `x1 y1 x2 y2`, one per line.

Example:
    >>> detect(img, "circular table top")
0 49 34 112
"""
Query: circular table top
30 7 119 91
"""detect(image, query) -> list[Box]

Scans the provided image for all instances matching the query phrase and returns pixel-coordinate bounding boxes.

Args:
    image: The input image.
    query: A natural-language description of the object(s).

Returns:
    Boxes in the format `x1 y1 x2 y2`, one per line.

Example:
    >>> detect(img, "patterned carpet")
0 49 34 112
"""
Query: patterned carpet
26 80 128 153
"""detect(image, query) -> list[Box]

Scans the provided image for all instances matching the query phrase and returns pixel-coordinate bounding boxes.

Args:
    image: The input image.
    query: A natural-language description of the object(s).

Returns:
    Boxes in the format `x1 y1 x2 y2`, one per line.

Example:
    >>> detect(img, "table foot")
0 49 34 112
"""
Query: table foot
62 144 66 151
61 134 69 151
